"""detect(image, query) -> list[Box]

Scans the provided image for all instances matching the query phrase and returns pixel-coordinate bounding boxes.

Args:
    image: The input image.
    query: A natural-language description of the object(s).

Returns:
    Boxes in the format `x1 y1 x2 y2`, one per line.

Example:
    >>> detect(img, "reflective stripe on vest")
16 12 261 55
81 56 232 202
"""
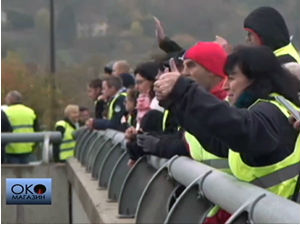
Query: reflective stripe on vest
274 42 300 63
229 93 300 199
162 110 169 131
5 104 36 154
12 125 34 130
55 120 76 160
184 131 230 172
107 93 127 120
128 115 133 126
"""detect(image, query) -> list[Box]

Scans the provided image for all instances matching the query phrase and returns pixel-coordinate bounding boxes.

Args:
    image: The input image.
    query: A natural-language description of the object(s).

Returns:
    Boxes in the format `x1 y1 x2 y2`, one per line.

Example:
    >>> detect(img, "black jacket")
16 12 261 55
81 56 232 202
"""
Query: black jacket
126 107 188 160
126 110 164 161
93 94 126 131
1 110 13 163
120 110 137 132
162 109 181 133
161 76 298 166
148 130 190 159
146 109 189 158
95 98 106 119
159 37 184 53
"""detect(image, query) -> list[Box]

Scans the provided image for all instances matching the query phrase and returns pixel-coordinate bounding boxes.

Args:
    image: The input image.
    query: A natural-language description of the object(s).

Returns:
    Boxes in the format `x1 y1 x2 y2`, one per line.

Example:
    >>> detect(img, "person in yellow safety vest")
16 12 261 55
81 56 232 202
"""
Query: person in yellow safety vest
155 45 300 222
244 6 300 64
4 90 39 164
290 112 300 202
137 42 230 172
86 76 127 131
54 104 79 162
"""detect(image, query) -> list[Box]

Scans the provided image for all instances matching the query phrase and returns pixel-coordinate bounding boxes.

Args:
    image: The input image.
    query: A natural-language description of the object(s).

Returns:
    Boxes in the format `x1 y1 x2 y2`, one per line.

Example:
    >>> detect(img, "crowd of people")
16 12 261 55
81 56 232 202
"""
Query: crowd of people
2 5 300 223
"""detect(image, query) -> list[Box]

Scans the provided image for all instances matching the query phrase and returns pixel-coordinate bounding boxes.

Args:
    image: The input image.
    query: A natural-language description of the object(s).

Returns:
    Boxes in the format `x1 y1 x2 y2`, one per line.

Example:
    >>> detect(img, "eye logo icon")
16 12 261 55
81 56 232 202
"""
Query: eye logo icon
34 184 46 194
7 178 52 204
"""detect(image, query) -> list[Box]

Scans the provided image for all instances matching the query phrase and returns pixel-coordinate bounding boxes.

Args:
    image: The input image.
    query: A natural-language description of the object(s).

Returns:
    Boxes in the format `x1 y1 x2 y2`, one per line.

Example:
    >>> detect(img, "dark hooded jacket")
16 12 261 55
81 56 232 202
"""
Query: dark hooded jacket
244 6 299 63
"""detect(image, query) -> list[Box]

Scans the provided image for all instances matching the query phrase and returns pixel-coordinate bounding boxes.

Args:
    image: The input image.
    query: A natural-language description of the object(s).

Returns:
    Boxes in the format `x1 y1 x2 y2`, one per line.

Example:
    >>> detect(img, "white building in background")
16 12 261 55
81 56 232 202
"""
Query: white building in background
2 11 8 26
77 21 108 39
91 22 108 37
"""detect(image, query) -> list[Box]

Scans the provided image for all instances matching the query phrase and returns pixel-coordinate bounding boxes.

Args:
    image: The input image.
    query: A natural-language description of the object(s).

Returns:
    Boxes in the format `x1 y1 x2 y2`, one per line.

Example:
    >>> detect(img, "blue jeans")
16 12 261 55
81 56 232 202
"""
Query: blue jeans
5 153 32 164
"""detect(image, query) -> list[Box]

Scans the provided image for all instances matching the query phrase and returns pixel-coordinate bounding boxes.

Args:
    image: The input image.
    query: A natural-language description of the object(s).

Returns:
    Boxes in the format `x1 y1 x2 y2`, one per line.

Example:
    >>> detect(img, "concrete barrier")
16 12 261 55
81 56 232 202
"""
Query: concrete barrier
66 158 134 224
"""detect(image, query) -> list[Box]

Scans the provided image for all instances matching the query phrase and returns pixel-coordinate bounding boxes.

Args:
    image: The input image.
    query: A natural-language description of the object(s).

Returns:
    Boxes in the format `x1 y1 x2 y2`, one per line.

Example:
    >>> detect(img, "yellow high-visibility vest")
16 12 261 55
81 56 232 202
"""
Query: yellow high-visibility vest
185 132 230 172
5 104 36 154
162 110 169 131
107 93 127 120
55 120 76 160
229 93 300 199
274 42 300 63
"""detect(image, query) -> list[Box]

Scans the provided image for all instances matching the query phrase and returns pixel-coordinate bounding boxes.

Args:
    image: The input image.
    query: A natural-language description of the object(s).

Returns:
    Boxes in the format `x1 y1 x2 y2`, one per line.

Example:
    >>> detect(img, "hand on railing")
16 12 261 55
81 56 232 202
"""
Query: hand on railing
85 118 94 130
137 134 160 153
125 126 137 141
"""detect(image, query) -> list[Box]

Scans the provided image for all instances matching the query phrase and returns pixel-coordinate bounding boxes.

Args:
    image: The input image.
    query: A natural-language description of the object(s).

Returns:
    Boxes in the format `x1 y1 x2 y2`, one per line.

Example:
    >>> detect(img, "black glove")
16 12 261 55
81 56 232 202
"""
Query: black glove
137 134 160 153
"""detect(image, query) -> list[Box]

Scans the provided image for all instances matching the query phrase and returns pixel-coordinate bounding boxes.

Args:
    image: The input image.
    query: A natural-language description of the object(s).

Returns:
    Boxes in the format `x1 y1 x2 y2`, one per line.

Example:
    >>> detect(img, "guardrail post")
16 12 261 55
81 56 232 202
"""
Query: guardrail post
42 132 51 163
1 132 61 163
165 171 214 223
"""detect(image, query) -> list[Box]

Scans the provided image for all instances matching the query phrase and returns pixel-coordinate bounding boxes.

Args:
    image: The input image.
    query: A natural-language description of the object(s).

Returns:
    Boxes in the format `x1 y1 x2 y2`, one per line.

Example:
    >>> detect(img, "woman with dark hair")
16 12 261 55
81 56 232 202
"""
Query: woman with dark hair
124 62 164 166
225 45 300 106
154 45 300 201
134 61 163 128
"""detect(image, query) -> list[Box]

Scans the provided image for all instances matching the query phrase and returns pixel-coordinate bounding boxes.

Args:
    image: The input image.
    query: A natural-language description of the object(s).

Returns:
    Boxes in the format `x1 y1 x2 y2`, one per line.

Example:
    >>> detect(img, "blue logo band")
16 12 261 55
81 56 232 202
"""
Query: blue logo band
6 178 52 204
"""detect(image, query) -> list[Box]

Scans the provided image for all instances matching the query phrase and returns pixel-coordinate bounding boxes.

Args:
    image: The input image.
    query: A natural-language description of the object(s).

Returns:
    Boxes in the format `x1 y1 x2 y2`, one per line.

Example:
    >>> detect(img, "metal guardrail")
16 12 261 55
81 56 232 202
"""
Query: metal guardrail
136 156 300 224
1 132 62 163
73 128 300 224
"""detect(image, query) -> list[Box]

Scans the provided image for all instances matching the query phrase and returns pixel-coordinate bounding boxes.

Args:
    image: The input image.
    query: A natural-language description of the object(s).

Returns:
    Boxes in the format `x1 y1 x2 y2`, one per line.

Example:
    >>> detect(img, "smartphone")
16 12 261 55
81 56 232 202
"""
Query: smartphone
274 95 300 120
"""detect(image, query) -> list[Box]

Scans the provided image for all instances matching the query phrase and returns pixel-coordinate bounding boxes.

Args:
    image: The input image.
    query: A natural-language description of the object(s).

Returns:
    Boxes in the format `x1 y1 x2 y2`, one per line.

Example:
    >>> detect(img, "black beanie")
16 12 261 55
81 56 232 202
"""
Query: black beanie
244 6 290 50
119 73 135 88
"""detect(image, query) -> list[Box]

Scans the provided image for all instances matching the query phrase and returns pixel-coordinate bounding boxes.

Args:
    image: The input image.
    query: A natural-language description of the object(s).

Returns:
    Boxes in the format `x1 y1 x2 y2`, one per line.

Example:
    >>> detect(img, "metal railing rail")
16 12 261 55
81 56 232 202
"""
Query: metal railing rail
72 128 300 223
139 156 300 224
1 132 62 163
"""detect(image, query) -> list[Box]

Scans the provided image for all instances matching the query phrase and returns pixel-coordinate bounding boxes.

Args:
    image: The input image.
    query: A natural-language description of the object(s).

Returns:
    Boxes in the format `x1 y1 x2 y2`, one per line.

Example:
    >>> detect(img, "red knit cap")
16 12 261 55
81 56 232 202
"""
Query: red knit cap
184 42 228 78
185 42 228 100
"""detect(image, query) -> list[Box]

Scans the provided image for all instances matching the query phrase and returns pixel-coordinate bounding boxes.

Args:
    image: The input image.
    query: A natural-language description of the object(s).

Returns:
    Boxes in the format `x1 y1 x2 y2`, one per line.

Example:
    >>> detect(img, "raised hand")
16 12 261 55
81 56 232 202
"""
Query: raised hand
154 58 181 100
215 35 232 53
153 16 166 44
